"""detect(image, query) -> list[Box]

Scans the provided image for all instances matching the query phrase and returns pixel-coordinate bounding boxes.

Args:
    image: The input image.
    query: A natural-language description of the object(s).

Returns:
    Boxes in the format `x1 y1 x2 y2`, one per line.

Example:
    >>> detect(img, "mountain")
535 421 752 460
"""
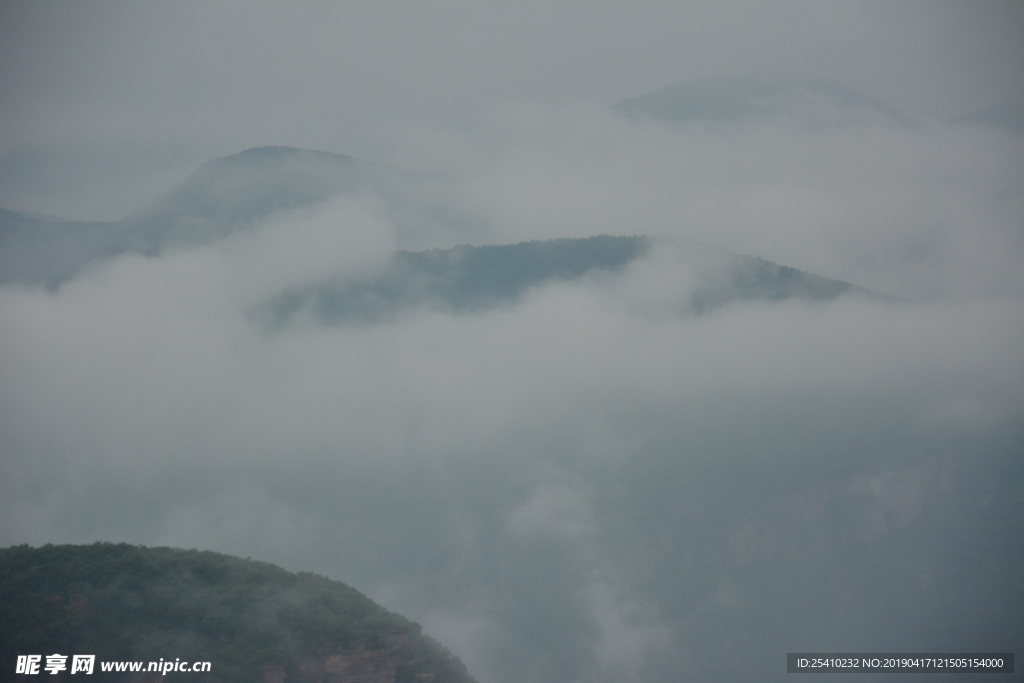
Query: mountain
612 76 913 126
265 235 867 326
269 235 650 324
0 147 399 288
951 100 1024 134
119 146 400 254
0 543 475 683
0 209 123 290
0 147 872 315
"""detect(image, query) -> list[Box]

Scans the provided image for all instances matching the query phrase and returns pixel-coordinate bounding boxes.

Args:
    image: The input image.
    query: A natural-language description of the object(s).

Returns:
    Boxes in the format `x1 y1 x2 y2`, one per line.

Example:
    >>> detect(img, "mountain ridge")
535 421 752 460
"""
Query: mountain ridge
0 146 395 288
613 76 913 126
119 146 399 254
266 235 874 326
1 145 879 315
950 99 1024 134
1 542 476 683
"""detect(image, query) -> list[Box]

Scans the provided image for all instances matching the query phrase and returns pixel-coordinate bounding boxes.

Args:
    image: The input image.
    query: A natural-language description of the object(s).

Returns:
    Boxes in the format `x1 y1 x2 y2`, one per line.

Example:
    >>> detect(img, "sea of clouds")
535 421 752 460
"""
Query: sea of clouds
2 104 1022 682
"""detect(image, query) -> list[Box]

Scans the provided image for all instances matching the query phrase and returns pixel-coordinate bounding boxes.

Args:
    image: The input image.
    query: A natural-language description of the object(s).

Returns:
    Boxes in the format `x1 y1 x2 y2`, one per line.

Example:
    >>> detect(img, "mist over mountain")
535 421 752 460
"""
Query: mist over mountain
0 147 873 321
0 209 121 290
120 147 402 253
1 29 1023 681
612 77 914 127
951 100 1024 134
0 147 401 288
0 142 198 222
267 235 869 326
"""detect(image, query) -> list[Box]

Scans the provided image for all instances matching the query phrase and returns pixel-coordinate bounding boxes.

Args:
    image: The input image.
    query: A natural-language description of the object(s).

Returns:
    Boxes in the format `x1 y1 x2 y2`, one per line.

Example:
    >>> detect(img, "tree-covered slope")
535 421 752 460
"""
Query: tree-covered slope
265 235 868 325
1 543 475 683
269 235 652 323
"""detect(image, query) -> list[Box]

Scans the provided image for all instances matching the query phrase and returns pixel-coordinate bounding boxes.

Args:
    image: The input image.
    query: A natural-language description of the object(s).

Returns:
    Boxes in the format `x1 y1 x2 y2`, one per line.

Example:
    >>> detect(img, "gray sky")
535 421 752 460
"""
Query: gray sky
1 1 1022 204
1 4 1023 683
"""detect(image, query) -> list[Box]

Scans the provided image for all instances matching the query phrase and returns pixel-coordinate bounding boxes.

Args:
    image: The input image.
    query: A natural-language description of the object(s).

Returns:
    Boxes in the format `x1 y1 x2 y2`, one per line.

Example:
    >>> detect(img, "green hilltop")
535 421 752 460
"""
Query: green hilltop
1 543 475 683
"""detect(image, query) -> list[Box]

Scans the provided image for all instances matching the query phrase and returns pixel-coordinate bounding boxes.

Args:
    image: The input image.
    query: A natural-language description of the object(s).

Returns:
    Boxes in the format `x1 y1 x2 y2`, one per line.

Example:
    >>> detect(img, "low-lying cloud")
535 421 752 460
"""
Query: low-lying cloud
1 104 1022 683
420 104 1024 300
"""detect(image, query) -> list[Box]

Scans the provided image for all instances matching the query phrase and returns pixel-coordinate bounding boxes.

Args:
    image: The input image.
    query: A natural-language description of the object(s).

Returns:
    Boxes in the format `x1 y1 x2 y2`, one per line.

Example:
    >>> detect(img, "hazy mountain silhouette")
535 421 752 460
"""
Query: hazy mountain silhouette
1 147 872 316
613 76 913 126
264 236 869 327
0 208 122 289
119 146 401 253
951 100 1024 134
0 147 398 288
267 235 651 324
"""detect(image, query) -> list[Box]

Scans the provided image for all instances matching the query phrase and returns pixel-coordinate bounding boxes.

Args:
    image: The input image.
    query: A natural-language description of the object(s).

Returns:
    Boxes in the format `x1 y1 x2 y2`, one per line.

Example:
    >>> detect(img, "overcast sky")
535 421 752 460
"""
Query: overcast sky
1 1 1023 218
1 4 1023 683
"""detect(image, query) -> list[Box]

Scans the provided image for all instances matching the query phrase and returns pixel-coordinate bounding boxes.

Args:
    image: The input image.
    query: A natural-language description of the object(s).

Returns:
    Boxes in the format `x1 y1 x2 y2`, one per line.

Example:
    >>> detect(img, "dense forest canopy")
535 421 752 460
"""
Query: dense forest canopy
1 543 474 683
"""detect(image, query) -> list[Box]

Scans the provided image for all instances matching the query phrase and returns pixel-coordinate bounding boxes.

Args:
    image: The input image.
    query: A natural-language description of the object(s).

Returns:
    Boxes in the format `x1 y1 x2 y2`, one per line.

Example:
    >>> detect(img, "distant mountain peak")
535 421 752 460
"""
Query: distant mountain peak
262 235 870 327
613 76 913 126
950 99 1024 134
205 145 359 167
119 146 392 253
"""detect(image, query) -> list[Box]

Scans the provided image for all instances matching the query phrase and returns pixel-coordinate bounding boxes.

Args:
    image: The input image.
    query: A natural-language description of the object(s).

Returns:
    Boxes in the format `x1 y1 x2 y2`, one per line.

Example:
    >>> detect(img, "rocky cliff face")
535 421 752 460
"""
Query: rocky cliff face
265 647 407 683
259 630 467 683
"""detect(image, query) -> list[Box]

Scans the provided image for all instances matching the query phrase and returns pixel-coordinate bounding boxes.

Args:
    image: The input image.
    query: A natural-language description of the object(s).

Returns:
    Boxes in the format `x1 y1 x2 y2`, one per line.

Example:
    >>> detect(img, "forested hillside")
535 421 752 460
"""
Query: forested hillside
1 544 475 683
